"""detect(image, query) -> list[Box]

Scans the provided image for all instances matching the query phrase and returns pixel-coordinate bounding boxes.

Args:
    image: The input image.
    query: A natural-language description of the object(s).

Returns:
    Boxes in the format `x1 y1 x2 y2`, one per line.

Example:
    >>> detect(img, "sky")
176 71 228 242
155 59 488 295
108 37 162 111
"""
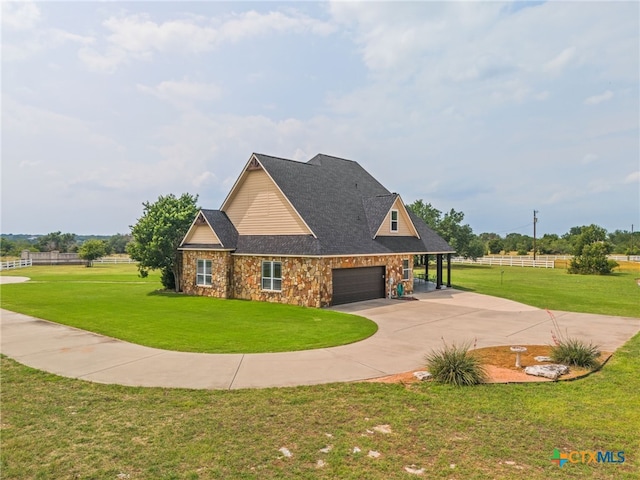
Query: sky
2 1 639 237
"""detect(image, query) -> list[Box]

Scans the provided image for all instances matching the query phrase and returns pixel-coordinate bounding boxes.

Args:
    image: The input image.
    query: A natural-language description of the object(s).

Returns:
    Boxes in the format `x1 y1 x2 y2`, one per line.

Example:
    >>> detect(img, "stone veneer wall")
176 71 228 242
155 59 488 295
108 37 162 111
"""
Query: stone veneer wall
318 255 413 307
232 256 324 307
233 254 413 308
183 250 413 308
182 250 233 298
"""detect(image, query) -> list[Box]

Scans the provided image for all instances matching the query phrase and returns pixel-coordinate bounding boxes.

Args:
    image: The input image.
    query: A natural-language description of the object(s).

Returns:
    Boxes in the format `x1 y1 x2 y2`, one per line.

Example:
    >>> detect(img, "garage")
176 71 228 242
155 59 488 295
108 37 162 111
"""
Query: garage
331 266 386 305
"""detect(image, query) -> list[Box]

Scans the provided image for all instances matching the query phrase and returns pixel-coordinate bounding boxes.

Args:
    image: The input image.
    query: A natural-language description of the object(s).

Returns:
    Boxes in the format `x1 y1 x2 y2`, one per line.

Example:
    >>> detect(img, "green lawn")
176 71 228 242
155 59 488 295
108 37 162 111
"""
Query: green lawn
0 265 377 353
445 264 639 318
1 334 638 479
1 262 639 478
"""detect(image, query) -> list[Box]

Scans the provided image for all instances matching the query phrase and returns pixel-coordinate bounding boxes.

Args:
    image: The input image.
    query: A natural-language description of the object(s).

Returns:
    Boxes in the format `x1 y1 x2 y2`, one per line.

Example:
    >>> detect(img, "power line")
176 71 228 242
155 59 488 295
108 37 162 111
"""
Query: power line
492 223 534 234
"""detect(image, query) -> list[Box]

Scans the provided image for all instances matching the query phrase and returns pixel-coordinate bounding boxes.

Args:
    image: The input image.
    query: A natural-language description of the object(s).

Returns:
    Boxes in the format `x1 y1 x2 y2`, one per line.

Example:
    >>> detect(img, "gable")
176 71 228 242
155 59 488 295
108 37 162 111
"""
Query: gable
181 212 222 246
375 197 419 237
222 160 312 236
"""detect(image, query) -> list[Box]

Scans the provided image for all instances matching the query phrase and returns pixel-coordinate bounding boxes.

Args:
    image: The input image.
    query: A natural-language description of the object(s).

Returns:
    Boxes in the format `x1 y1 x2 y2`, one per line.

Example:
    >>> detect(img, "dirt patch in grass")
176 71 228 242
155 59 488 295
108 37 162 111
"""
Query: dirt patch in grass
366 345 611 385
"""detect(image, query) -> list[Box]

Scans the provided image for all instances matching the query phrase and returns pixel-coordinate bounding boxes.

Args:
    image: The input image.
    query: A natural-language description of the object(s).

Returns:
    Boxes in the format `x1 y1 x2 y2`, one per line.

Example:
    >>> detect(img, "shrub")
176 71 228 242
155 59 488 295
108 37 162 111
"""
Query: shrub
425 341 487 386
550 339 601 369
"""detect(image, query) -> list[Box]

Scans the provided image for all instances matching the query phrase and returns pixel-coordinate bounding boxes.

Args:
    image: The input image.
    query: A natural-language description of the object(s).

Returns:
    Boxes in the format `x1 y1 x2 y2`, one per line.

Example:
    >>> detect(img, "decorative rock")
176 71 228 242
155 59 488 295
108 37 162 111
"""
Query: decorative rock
368 450 381 458
534 356 553 362
404 465 425 475
278 447 293 458
524 364 569 379
373 424 392 434
352 447 362 454
319 445 333 453
413 371 432 381
316 459 326 468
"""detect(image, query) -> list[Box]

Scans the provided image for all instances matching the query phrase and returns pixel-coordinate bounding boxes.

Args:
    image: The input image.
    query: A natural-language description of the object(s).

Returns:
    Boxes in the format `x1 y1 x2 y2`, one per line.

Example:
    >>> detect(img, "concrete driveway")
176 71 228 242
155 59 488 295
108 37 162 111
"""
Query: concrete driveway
1 288 638 390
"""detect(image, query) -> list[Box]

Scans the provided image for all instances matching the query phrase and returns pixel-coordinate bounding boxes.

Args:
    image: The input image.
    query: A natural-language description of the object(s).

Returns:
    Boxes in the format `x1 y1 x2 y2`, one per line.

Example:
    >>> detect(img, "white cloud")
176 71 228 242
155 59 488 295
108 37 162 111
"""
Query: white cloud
1 1 41 30
80 10 335 72
624 171 640 184
584 90 614 105
137 79 222 107
544 46 577 73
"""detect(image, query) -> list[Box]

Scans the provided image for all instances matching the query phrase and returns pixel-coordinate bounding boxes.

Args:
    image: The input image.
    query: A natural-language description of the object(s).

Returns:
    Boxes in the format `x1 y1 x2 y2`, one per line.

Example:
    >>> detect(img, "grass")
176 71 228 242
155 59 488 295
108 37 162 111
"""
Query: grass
446 264 640 318
1 334 638 479
1 262 639 478
0 265 377 353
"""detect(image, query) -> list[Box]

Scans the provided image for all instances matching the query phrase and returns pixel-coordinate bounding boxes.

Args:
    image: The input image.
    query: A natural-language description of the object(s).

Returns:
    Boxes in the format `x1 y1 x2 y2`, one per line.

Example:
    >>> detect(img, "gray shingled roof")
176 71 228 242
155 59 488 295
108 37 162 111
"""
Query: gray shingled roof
251 153 454 255
183 154 454 256
180 209 238 250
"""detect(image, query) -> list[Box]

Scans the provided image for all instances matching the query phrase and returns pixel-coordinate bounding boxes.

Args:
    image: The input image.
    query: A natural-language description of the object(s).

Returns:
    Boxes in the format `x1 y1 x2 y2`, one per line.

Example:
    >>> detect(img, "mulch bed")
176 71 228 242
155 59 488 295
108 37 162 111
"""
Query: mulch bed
365 345 611 385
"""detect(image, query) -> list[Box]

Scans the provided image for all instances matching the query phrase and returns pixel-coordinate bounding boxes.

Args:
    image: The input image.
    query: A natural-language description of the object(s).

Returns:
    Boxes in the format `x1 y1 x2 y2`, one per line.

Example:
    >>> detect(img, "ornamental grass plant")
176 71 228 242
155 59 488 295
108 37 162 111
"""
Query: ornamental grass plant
425 340 487 386
550 338 601 369
548 309 601 369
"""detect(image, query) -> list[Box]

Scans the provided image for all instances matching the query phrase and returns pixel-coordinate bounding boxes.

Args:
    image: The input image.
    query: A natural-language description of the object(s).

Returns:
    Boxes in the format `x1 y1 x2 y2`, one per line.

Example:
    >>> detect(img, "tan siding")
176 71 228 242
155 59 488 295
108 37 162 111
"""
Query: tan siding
224 169 311 235
185 224 221 245
377 198 417 237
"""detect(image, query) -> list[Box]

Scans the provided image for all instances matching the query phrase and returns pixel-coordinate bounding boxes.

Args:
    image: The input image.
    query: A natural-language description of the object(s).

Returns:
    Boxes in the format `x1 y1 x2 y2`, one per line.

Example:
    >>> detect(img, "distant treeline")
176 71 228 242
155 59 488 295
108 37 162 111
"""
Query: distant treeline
476 228 639 256
0 232 132 257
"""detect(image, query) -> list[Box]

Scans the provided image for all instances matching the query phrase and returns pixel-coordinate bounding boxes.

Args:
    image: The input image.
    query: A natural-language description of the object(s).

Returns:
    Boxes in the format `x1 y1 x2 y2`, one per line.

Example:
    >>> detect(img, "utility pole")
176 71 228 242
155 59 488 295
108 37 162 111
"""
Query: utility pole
533 210 538 261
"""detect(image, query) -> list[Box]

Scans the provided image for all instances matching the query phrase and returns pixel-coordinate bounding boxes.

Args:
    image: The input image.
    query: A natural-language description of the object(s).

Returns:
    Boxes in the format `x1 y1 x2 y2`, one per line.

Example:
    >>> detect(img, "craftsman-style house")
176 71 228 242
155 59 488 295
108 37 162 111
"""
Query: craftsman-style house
179 153 454 307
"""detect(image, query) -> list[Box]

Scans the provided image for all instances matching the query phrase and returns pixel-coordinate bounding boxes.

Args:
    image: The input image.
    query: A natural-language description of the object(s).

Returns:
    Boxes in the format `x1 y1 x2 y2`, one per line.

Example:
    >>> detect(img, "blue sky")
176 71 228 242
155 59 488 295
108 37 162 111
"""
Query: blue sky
2 1 638 236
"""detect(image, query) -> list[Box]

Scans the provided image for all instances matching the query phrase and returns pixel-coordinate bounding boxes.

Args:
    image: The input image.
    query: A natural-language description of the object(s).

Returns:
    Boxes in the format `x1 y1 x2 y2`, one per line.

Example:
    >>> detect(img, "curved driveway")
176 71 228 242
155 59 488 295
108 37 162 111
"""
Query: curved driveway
1 283 638 390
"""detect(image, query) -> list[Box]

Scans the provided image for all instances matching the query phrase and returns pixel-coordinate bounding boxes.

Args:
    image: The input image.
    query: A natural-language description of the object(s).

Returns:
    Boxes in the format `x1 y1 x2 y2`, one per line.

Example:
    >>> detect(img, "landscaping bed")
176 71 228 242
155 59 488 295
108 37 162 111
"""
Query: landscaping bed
366 345 611 384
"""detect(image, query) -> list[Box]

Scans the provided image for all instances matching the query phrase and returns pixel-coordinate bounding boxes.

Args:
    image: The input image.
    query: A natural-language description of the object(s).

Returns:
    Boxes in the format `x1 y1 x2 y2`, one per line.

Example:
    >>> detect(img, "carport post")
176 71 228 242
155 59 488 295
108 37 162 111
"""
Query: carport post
436 254 443 289
447 253 452 287
425 255 428 282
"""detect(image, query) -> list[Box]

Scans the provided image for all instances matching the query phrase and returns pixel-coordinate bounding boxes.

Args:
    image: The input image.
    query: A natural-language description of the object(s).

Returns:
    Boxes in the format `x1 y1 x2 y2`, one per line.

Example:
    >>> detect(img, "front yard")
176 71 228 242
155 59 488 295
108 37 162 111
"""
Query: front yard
0 265 377 353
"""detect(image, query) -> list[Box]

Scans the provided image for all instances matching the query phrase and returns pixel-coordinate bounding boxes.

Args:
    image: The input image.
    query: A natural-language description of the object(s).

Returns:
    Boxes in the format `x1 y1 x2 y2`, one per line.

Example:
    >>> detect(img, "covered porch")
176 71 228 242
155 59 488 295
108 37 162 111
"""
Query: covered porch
412 252 453 292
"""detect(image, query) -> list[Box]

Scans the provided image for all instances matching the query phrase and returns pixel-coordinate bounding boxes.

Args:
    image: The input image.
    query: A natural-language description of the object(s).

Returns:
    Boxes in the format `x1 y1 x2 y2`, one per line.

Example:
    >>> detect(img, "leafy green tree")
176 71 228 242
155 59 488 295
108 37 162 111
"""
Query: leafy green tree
36 231 77 253
503 233 533 253
486 238 504 254
127 193 199 291
0 237 15 257
608 229 640 255
568 224 618 274
406 200 441 229
78 240 107 267
407 200 481 259
108 233 132 254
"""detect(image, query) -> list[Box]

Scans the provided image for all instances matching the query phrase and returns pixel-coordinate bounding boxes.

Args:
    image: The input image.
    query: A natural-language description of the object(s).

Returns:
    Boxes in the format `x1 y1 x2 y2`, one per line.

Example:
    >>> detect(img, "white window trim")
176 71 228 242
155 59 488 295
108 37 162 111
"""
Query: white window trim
196 259 213 287
402 259 411 280
261 261 282 291
390 209 399 233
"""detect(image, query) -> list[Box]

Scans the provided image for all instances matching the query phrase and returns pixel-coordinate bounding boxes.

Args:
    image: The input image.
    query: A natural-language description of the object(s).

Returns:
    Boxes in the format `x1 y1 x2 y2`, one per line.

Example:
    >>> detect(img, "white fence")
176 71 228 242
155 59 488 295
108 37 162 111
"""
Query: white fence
451 256 555 268
0 259 33 271
94 256 137 264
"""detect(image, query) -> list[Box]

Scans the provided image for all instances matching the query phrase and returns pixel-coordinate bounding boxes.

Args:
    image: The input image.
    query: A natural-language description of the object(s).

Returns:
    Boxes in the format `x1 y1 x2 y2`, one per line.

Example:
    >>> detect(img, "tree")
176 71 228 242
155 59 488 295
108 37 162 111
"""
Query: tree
108 233 132 254
486 238 504 254
36 231 77 252
127 193 199 291
407 200 482 260
568 224 618 274
78 240 107 267
406 199 441 229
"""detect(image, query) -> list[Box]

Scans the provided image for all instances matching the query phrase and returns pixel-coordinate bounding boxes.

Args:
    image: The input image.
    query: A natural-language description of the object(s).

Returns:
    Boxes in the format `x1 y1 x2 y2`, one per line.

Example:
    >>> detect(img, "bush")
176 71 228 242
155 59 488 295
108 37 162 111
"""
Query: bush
425 341 487 386
550 339 601 369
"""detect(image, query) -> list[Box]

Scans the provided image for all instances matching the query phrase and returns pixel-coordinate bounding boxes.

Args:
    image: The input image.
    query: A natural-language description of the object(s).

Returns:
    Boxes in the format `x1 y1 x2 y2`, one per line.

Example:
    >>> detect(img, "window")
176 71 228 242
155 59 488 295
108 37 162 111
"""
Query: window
262 261 282 291
196 259 212 286
390 210 399 232
402 259 411 280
